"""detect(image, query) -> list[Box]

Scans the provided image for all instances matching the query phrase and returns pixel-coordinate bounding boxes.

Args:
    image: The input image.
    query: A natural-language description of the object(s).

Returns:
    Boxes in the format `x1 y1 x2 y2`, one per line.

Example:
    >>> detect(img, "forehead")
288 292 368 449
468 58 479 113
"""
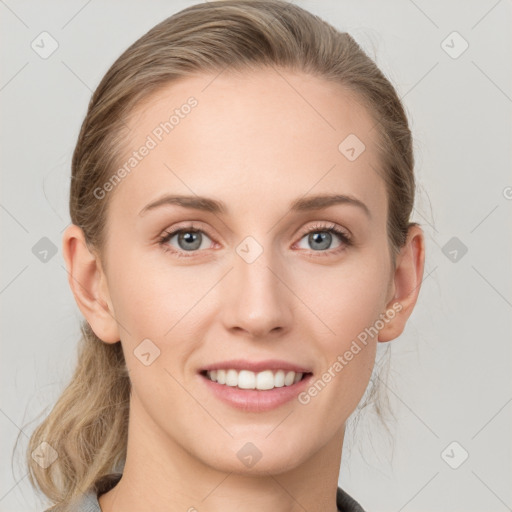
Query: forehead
111 67 387 221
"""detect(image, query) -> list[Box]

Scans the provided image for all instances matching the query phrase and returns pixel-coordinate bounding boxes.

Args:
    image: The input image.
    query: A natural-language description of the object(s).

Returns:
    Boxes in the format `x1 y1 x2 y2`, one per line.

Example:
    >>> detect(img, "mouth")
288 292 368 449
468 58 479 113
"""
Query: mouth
197 359 314 411
199 368 313 391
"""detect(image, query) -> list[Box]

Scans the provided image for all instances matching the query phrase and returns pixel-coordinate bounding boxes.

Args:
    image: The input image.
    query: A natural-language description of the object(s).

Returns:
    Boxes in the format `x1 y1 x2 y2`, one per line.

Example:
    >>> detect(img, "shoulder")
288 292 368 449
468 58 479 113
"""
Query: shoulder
42 473 122 512
43 489 101 512
337 486 367 512
44 481 363 512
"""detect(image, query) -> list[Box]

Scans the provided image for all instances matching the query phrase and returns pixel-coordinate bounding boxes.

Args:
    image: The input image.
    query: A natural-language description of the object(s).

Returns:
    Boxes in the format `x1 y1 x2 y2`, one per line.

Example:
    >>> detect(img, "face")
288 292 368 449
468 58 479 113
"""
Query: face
95 68 397 474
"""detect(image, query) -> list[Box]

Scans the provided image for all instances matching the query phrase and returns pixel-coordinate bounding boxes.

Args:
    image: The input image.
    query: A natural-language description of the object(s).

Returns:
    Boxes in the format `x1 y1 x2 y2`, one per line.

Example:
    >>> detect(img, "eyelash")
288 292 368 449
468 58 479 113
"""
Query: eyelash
157 221 352 258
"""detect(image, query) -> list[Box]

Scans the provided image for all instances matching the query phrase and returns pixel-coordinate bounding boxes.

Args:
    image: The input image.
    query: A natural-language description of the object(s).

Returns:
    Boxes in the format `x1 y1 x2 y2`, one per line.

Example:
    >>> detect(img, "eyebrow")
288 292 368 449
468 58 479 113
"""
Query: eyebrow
138 193 371 219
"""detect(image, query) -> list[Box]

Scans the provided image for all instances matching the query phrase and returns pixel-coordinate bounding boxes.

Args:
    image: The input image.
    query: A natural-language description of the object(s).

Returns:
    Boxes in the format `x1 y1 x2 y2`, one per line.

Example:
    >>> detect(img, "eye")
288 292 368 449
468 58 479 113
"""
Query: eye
157 221 352 258
157 223 214 257
295 222 352 255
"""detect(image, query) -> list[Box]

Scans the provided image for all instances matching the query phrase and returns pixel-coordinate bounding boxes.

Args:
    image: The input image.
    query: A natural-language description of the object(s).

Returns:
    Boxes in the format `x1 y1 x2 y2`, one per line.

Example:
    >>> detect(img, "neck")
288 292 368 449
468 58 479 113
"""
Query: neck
98 394 345 512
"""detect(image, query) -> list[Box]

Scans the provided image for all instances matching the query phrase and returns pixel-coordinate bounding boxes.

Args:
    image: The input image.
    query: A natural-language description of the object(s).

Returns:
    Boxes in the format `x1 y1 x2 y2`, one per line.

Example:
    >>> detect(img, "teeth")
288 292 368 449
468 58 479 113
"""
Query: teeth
206 369 305 390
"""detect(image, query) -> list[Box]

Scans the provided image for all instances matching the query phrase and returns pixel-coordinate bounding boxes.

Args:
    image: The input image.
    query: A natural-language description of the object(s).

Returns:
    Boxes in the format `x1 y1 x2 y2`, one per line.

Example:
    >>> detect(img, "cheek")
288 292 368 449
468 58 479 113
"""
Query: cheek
297 257 390 343
107 245 201 335
295 272 383 428
293 253 388 404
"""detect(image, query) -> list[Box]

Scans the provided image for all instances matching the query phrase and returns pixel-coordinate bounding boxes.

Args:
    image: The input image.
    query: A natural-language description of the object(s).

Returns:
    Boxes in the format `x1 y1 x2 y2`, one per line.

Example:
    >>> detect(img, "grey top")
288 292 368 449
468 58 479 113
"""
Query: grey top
46 473 366 511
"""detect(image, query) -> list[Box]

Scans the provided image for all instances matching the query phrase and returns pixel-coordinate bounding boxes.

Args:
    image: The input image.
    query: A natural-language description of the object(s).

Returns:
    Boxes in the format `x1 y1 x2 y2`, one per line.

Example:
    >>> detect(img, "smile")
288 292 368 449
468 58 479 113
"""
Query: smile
199 369 313 412
203 369 309 390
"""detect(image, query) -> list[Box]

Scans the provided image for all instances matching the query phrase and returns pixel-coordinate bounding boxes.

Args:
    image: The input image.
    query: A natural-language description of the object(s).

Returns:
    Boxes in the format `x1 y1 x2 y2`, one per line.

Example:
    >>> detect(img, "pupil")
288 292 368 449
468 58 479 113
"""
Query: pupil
180 231 201 250
310 232 330 250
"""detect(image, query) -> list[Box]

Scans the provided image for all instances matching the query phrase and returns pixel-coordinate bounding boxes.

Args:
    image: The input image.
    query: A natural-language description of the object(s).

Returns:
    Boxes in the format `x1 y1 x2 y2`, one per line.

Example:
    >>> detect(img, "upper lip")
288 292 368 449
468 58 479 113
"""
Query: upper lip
200 359 313 374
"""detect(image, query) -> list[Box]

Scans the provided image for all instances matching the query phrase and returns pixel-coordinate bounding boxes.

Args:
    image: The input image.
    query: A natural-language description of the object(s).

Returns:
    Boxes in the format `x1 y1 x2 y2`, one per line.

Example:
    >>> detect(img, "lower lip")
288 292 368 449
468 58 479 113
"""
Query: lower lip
199 372 313 412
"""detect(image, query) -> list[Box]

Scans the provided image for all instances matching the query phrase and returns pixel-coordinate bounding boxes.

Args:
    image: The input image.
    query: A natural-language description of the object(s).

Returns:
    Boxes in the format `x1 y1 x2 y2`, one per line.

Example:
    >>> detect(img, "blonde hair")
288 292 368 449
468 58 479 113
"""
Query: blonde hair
16 1 419 509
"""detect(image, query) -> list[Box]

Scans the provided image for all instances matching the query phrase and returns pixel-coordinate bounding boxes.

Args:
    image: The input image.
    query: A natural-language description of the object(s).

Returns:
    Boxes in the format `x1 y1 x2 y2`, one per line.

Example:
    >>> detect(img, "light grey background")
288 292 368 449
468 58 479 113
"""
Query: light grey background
1 1 511 511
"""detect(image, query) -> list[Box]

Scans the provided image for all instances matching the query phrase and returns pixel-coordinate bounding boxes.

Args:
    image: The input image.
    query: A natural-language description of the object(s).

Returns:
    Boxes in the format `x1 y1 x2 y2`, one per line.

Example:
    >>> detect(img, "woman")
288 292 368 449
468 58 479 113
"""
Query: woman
26 1 425 510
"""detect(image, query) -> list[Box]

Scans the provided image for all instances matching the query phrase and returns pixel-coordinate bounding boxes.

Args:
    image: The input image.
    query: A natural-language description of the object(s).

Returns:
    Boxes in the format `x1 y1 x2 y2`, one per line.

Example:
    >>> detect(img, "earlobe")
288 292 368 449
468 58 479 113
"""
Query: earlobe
61 224 120 344
378 224 426 343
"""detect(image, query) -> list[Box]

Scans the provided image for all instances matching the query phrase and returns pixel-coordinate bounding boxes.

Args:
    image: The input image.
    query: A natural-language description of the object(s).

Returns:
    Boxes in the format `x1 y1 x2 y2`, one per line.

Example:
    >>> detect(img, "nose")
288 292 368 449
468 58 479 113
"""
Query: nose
219 246 293 339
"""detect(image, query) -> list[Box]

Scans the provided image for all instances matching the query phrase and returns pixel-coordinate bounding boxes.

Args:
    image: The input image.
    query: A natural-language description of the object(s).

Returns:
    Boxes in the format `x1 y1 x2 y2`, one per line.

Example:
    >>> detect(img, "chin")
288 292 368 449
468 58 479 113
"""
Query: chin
200 440 309 476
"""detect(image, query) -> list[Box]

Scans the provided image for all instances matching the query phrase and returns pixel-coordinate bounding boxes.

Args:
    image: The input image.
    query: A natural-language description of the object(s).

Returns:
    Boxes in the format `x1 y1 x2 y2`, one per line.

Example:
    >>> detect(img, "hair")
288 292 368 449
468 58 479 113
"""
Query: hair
16 0 419 509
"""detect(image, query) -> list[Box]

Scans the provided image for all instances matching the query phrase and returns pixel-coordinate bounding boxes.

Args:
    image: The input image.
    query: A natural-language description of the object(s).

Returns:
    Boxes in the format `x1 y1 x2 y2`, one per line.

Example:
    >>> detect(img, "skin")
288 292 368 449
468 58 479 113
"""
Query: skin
62 67 425 512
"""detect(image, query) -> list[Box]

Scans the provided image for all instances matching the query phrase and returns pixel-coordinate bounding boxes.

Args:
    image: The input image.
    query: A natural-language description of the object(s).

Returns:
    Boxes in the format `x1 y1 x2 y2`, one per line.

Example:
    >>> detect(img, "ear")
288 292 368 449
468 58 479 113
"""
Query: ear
61 224 120 344
378 224 425 343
